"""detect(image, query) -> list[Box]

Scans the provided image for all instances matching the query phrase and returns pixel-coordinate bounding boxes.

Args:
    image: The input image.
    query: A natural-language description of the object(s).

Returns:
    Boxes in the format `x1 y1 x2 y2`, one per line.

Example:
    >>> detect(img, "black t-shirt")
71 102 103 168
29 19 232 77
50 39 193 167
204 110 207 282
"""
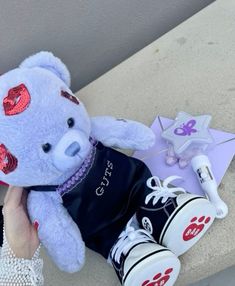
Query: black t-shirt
31 142 152 258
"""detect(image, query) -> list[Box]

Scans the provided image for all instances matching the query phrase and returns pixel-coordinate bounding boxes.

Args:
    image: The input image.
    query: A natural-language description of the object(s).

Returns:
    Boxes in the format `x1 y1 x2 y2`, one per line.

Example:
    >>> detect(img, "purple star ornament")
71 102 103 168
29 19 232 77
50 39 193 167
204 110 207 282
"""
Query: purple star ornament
162 112 213 167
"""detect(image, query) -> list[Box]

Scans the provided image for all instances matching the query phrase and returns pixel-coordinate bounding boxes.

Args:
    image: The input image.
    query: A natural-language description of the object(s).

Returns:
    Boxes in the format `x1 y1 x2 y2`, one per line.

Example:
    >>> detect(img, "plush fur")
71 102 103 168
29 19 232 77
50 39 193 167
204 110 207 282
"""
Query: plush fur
0 52 155 271
28 191 85 272
20 51 71 87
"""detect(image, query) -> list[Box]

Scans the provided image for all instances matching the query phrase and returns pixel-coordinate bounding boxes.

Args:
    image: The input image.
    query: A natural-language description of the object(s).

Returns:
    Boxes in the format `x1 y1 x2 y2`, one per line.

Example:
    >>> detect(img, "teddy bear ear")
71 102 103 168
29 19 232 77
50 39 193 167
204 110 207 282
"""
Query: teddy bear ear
19 51 71 87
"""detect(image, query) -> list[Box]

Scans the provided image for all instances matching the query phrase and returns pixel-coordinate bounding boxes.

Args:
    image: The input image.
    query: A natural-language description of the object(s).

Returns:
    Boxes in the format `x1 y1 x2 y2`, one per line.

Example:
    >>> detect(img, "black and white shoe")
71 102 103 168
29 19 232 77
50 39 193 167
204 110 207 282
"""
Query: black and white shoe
136 176 216 256
110 220 180 286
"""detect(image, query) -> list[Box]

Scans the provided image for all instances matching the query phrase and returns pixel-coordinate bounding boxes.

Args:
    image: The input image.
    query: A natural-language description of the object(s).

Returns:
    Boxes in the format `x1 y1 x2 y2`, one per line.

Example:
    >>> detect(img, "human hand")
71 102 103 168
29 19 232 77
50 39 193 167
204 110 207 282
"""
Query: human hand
3 186 40 259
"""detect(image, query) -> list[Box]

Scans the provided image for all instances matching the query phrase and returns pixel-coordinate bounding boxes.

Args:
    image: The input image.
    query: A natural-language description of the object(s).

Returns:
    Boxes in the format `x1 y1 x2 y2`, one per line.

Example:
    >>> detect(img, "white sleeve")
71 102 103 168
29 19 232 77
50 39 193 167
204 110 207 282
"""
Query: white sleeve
0 230 44 286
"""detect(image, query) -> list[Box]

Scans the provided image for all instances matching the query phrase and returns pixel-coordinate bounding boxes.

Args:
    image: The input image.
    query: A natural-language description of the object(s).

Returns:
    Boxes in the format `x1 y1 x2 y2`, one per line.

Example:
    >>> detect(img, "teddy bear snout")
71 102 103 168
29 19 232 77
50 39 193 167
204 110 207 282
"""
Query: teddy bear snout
65 142 81 157
52 129 91 172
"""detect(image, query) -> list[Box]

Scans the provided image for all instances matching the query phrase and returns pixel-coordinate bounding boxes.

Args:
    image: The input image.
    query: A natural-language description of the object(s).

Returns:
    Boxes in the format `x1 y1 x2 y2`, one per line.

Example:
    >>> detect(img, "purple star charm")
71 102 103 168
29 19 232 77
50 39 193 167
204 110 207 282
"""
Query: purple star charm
162 112 213 167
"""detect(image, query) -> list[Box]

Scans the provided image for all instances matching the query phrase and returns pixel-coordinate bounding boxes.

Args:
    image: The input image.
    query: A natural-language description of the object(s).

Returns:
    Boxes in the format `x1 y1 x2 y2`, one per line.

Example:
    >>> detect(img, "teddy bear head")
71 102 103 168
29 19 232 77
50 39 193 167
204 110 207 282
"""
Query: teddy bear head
0 52 92 186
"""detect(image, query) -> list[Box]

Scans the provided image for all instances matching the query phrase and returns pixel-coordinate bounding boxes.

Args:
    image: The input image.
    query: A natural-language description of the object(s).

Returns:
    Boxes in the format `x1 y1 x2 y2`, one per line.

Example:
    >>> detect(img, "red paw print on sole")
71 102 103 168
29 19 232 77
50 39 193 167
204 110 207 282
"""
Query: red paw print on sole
141 268 173 286
183 216 211 241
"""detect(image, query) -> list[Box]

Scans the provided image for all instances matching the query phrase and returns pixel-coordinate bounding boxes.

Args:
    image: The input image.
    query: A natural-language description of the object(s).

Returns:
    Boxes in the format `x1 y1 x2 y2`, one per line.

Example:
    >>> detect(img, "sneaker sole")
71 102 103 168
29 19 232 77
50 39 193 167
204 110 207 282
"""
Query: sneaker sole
160 197 216 256
124 248 180 286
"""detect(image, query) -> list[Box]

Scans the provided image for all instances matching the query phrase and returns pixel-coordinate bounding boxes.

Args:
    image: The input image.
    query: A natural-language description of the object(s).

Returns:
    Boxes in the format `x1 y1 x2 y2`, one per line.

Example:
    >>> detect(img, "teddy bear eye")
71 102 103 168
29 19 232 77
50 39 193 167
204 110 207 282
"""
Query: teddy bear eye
42 143 52 153
67 118 75 128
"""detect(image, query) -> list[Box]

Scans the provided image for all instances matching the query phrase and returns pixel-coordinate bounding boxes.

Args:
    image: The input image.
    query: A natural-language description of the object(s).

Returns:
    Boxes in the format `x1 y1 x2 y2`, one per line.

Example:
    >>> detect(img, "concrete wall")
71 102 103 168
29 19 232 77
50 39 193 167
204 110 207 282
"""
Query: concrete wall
0 0 214 91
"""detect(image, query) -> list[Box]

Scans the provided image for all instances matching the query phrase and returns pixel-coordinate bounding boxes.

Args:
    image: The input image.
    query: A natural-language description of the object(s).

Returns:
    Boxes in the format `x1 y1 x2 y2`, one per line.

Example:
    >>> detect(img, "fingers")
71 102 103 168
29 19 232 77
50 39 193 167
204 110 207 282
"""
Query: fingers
21 189 30 220
4 186 24 209
21 189 28 207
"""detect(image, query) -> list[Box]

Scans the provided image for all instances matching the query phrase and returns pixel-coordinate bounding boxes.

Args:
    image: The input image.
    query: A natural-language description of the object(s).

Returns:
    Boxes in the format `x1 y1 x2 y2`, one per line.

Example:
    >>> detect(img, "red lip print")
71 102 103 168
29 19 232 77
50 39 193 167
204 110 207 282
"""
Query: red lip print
3 84 31 116
61 90 79 105
183 216 211 241
0 144 18 174
142 268 173 286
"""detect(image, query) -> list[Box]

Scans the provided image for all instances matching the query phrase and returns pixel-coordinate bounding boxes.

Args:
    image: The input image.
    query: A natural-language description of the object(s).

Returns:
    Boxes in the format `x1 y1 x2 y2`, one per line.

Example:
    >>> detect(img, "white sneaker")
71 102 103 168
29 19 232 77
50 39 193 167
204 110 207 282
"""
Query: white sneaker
136 176 216 256
110 221 181 286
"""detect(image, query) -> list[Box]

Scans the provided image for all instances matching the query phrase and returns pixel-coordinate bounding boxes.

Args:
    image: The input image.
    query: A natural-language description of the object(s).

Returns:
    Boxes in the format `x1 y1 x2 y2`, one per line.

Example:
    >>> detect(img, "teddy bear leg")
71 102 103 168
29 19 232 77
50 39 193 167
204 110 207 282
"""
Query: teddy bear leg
136 176 216 257
109 220 180 286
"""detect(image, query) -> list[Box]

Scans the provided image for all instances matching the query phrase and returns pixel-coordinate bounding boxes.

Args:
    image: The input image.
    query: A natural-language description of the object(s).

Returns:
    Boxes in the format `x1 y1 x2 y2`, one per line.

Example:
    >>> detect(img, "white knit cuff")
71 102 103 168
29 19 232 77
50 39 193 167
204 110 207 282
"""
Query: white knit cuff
0 229 44 286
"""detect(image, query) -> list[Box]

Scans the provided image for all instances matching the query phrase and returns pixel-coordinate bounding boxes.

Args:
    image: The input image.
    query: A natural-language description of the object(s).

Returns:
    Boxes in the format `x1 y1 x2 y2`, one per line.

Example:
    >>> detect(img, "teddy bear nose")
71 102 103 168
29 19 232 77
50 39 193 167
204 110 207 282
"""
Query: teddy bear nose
65 142 81 157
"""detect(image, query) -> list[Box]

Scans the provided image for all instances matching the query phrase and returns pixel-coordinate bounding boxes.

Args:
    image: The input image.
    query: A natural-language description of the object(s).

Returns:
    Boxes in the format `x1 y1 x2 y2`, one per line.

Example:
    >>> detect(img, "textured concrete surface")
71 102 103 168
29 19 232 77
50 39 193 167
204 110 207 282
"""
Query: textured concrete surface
1 0 235 285
0 0 214 91
76 0 235 285
190 265 235 286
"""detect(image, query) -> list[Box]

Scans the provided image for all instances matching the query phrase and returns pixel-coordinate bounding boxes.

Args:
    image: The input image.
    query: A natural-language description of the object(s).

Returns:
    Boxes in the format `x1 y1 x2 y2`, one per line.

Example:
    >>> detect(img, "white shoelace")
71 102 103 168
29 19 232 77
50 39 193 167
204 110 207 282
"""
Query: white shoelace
145 176 186 205
111 220 155 264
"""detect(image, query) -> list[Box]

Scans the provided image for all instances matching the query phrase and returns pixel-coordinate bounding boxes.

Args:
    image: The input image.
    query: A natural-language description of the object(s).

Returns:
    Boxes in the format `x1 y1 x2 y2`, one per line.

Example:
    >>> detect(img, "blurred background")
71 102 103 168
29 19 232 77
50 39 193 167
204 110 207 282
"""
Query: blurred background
0 0 214 91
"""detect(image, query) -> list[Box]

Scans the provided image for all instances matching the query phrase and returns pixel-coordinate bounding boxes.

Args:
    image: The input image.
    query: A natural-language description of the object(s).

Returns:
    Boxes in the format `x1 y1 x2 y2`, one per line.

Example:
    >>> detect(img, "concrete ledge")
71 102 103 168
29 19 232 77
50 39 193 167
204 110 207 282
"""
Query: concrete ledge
76 0 235 285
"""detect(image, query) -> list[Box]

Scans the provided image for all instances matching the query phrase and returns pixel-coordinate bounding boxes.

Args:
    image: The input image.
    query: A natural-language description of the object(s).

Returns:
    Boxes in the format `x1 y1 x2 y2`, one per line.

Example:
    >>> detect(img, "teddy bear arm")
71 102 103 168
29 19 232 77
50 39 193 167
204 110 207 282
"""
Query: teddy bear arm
91 116 156 150
27 191 86 273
